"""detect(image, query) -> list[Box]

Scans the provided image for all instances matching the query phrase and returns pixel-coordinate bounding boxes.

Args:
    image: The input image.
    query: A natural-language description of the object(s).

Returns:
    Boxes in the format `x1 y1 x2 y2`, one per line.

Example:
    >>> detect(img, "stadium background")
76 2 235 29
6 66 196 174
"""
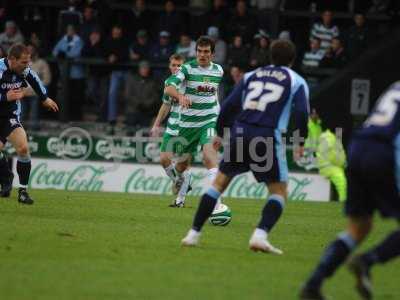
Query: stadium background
1 0 400 200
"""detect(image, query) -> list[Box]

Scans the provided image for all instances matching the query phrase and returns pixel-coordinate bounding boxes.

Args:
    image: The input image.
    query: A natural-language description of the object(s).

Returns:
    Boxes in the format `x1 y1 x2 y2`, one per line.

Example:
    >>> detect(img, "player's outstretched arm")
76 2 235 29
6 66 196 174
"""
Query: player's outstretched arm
42 98 59 112
292 83 310 160
164 85 191 108
151 103 171 137
216 79 245 137
24 68 48 101
293 84 310 143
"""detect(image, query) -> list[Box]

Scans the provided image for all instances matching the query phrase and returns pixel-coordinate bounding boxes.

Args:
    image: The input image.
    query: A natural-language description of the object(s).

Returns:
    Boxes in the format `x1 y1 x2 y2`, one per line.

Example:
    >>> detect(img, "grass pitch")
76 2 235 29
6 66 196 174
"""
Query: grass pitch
0 190 399 300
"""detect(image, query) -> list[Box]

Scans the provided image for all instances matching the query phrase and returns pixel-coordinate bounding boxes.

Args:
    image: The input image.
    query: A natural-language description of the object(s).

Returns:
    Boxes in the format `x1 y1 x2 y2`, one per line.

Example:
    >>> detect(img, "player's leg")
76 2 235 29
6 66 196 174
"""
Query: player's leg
160 151 175 179
181 128 249 246
0 137 14 197
170 154 192 207
7 127 34 204
107 71 125 127
249 131 287 254
300 216 372 300
160 150 190 207
181 171 233 246
300 146 374 299
0 149 14 198
163 133 194 206
170 128 197 201
159 132 179 183
201 125 222 207
249 182 286 255
355 224 400 269
202 143 221 205
348 224 400 298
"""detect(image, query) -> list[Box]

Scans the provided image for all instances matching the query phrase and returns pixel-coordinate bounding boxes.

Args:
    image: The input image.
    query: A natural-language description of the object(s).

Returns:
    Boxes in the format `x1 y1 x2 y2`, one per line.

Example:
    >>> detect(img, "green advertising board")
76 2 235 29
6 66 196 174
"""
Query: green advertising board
4 130 317 173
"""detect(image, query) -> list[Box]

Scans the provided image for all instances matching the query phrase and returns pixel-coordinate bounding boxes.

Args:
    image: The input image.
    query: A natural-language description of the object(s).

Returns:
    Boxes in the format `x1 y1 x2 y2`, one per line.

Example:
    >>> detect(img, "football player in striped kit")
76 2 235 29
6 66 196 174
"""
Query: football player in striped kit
151 53 193 207
164 36 224 208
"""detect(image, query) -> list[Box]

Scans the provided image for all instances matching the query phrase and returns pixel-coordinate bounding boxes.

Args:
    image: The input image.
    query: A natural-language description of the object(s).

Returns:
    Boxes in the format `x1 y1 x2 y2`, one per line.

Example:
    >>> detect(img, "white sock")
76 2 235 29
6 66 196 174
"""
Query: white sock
208 167 222 207
253 228 267 240
176 171 191 203
164 164 177 182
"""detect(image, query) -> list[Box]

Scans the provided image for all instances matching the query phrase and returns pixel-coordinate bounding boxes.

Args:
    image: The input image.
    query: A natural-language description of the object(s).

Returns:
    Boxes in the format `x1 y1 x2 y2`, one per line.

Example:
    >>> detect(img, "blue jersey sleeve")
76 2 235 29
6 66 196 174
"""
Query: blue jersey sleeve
216 79 245 137
23 68 48 101
292 82 310 143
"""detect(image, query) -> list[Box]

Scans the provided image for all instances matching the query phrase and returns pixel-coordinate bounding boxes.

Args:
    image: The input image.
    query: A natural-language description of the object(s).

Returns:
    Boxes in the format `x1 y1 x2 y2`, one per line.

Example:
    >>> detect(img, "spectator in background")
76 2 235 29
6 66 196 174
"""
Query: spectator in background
230 65 244 84
89 0 112 31
368 0 390 13
104 24 129 127
228 0 258 44
20 6 44 37
224 65 244 97
310 10 340 52
302 37 325 68
175 33 196 60
187 0 210 38
58 0 83 37
278 30 292 41
207 26 226 65
129 29 151 62
122 0 153 40
23 44 52 130
250 0 278 10
346 13 371 59
250 0 279 33
124 60 160 130
82 28 108 120
80 5 99 43
321 37 348 68
156 1 184 40
53 24 85 120
0 6 8 32
28 32 48 56
249 29 271 68
226 35 250 68
189 0 211 10
204 0 230 39
150 31 175 64
0 21 25 53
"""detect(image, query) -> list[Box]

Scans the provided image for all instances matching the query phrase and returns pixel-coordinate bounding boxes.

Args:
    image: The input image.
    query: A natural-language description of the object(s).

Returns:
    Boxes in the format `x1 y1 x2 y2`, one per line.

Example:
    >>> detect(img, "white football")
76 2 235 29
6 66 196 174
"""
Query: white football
209 204 232 226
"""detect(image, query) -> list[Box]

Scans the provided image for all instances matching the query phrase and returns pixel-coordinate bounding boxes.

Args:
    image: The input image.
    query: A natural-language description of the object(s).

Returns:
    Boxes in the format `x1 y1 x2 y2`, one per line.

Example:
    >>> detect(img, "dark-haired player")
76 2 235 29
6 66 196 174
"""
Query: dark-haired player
0 43 59 204
164 36 224 208
181 39 309 252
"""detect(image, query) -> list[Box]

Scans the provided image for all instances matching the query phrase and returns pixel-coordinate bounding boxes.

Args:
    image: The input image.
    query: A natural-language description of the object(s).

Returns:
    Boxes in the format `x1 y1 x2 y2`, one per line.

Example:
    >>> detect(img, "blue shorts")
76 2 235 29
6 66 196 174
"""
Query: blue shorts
219 122 288 183
345 138 400 219
0 117 22 145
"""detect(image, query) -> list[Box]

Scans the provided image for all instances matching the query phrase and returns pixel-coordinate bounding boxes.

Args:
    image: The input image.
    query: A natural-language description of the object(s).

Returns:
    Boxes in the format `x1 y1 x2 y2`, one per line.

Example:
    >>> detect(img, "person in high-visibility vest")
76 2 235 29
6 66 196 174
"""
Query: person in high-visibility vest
304 109 347 202
316 127 347 202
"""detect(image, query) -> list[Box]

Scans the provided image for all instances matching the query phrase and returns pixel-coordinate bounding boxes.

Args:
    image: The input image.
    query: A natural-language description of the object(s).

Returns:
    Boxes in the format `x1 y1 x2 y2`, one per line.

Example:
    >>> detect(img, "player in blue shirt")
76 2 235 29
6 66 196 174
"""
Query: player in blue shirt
0 44 58 204
300 82 400 300
181 40 310 253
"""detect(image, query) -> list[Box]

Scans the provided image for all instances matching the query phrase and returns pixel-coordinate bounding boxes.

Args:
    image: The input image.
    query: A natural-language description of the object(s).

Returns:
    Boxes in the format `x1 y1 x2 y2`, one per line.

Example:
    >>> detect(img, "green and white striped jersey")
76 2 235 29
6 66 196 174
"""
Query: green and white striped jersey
162 76 185 136
162 93 179 136
165 59 224 128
